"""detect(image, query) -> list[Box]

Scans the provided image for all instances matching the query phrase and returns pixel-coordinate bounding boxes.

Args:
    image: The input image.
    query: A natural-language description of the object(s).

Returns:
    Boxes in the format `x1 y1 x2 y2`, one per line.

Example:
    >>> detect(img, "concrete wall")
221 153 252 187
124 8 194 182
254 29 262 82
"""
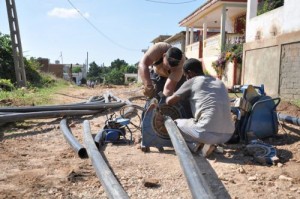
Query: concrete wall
243 43 280 96
222 61 241 89
186 42 201 59
283 0 300 33
124 73 138 84
246 0 300 42
244 0 300 98
202 34 221 76
243 31 300 99
246 6 284 42
280 42 300 99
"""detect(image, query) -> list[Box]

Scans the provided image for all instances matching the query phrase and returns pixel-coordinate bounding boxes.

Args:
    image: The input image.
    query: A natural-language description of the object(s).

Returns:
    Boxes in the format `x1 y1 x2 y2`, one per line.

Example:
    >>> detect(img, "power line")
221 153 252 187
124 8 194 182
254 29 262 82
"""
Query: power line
66 0 139 51
145 0 198 4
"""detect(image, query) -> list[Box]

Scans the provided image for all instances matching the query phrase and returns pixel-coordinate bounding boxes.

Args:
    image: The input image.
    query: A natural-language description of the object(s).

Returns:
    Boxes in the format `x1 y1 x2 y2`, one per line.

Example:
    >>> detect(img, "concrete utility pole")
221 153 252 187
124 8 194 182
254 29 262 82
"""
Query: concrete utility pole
6 0 27 87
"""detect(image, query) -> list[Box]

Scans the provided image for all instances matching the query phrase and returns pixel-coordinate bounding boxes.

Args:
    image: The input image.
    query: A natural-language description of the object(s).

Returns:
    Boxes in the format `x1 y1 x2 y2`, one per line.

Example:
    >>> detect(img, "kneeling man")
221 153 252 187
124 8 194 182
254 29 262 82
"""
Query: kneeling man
166 58 234 157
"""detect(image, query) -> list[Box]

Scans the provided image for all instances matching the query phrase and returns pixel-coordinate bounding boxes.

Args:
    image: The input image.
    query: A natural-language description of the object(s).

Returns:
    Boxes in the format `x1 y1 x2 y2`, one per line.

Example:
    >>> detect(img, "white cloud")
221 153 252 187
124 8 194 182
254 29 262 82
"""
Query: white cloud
47 8 89 19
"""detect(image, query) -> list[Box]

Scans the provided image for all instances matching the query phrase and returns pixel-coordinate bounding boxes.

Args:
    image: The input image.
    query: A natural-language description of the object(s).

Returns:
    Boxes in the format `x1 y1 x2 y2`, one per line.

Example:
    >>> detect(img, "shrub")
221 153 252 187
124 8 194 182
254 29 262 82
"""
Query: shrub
212 44 243 77
257 0 284 15
104 69 124 85
0 79 15 91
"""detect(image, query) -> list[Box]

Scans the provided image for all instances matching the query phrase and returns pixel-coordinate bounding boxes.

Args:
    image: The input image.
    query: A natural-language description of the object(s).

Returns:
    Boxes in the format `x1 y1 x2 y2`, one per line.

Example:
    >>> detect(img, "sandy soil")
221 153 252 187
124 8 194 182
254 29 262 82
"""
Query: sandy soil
0 84 299 199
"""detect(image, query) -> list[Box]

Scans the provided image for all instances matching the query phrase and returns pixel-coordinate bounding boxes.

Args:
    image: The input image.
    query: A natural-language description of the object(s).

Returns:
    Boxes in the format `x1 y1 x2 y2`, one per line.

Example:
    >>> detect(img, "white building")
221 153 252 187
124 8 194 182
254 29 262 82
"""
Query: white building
243 0 300 98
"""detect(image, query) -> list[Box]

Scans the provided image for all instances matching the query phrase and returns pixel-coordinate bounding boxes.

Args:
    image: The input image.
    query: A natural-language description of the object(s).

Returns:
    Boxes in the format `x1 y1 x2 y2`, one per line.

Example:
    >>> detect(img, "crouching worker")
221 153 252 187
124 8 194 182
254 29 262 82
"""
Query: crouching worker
166 58 235 157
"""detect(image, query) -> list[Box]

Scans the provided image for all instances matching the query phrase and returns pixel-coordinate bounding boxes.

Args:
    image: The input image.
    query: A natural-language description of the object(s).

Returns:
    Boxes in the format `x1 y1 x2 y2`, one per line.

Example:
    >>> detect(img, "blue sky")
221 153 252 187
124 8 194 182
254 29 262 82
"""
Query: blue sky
0 0 204 66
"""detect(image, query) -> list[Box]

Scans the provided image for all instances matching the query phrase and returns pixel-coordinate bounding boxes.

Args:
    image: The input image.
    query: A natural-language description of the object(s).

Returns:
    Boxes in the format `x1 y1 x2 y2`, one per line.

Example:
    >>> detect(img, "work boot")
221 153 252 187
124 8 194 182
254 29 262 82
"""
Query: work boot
188 142 203 153
200 144 216 158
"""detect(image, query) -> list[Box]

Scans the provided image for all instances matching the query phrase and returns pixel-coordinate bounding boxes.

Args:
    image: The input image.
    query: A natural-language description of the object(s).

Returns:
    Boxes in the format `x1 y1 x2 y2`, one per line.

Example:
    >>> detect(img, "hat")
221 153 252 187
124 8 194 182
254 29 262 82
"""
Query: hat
166 47 182 67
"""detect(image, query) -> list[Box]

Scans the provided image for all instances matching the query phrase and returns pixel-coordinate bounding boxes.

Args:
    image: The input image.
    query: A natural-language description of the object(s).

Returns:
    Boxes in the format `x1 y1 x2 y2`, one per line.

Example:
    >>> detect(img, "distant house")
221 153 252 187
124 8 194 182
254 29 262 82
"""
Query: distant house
243 0 300 98
37 58 88 85
164 31 189 54
151 35 172 44
38 58 64 78
150 32 194 54
63 63 87 85
179 0 247 89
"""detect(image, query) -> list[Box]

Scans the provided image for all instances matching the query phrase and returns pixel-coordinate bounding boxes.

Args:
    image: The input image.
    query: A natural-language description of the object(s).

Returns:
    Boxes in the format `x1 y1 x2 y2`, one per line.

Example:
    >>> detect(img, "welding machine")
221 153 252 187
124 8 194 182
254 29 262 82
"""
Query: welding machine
94 113 132 147
140 98 189 152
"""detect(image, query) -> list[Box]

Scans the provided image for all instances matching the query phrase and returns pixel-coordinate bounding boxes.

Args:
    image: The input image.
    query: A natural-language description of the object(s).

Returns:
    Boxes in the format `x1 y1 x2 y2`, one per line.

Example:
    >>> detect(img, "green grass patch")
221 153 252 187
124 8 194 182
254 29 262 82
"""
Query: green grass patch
0 79 71 106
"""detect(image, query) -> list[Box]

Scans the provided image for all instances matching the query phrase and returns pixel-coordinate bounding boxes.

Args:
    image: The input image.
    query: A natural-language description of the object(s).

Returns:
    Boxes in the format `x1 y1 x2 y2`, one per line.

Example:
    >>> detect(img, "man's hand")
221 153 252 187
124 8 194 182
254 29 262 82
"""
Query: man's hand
143 85 156 98
158 92 166 105
166 95 181 106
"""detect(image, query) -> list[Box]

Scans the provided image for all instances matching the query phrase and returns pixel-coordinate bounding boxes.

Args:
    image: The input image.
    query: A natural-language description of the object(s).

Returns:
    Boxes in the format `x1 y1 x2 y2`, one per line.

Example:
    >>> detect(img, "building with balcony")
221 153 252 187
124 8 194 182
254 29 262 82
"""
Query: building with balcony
179 0 247 89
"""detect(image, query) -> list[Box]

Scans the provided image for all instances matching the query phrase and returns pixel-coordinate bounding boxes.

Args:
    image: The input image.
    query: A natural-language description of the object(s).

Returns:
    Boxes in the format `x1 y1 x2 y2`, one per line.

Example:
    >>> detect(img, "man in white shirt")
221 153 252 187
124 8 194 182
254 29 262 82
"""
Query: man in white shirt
166 58 234 157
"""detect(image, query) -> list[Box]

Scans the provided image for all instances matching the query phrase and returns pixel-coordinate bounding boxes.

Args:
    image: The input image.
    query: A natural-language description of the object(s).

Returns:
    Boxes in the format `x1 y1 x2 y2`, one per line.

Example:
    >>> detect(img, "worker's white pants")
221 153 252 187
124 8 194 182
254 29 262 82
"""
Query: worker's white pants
175 118 232 146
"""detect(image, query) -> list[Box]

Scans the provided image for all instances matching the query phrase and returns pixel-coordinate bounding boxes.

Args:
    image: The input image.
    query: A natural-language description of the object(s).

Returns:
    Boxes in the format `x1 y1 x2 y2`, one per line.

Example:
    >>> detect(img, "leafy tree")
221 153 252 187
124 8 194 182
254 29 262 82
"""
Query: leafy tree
87 61 101 80
105 68 124 85
104 60 138 84
0 33 15 82
0 79 14 91
23 58 44 87
72 66 82 73
111 59 128 70
0 33 45 87
125 65 138 73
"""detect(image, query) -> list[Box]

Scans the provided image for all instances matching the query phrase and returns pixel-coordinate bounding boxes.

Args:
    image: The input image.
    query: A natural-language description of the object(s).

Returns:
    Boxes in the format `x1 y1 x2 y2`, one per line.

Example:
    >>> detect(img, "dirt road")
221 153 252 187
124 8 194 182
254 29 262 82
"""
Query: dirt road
0 84 299 199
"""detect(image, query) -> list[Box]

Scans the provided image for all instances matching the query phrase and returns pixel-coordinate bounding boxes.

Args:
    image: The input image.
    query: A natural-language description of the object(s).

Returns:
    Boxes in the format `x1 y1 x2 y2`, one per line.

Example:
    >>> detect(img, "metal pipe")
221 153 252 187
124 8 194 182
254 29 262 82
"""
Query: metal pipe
0 112 18 115
0 110 103 123
164 116 215 199
60 119 88 159
87 96 105 103
0 102 126 112
127 95 146 102
277 112 300 126
83 120 129 199
108 93 123 103
103 93 110 103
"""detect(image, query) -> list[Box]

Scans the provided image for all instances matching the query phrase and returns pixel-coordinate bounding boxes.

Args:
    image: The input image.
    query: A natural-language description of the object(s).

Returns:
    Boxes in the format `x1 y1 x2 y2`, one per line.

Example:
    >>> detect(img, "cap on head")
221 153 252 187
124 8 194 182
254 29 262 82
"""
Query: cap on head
166 47 182 67
183 58 204 75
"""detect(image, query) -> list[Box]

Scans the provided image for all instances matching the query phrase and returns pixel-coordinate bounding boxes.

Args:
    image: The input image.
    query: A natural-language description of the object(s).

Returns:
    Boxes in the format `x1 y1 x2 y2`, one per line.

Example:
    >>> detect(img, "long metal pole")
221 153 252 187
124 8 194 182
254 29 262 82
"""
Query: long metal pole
0 101 125 112
60 119 88 159
164 116 215 199
0 110 102 123
277 113 300 126
83 120 129 199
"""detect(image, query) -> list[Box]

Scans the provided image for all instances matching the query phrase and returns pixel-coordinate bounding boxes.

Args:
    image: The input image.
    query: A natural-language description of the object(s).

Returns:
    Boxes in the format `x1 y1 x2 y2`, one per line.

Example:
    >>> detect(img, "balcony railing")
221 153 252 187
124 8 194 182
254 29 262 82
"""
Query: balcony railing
184 33 245 59
203 34 221 57
226 33 245 45
185 41 200 59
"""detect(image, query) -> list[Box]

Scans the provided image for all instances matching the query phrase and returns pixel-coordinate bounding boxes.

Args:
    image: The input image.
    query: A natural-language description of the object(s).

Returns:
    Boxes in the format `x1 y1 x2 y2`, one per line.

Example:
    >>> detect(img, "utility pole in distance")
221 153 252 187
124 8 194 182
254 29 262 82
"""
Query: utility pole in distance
86 51 89 71
6 0 27 87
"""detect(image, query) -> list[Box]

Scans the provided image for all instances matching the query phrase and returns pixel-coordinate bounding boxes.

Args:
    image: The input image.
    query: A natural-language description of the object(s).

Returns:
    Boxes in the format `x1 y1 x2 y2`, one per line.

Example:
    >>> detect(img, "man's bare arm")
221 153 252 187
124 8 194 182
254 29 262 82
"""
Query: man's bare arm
163 78 177 97
138 56 153 86
166 94 180 106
